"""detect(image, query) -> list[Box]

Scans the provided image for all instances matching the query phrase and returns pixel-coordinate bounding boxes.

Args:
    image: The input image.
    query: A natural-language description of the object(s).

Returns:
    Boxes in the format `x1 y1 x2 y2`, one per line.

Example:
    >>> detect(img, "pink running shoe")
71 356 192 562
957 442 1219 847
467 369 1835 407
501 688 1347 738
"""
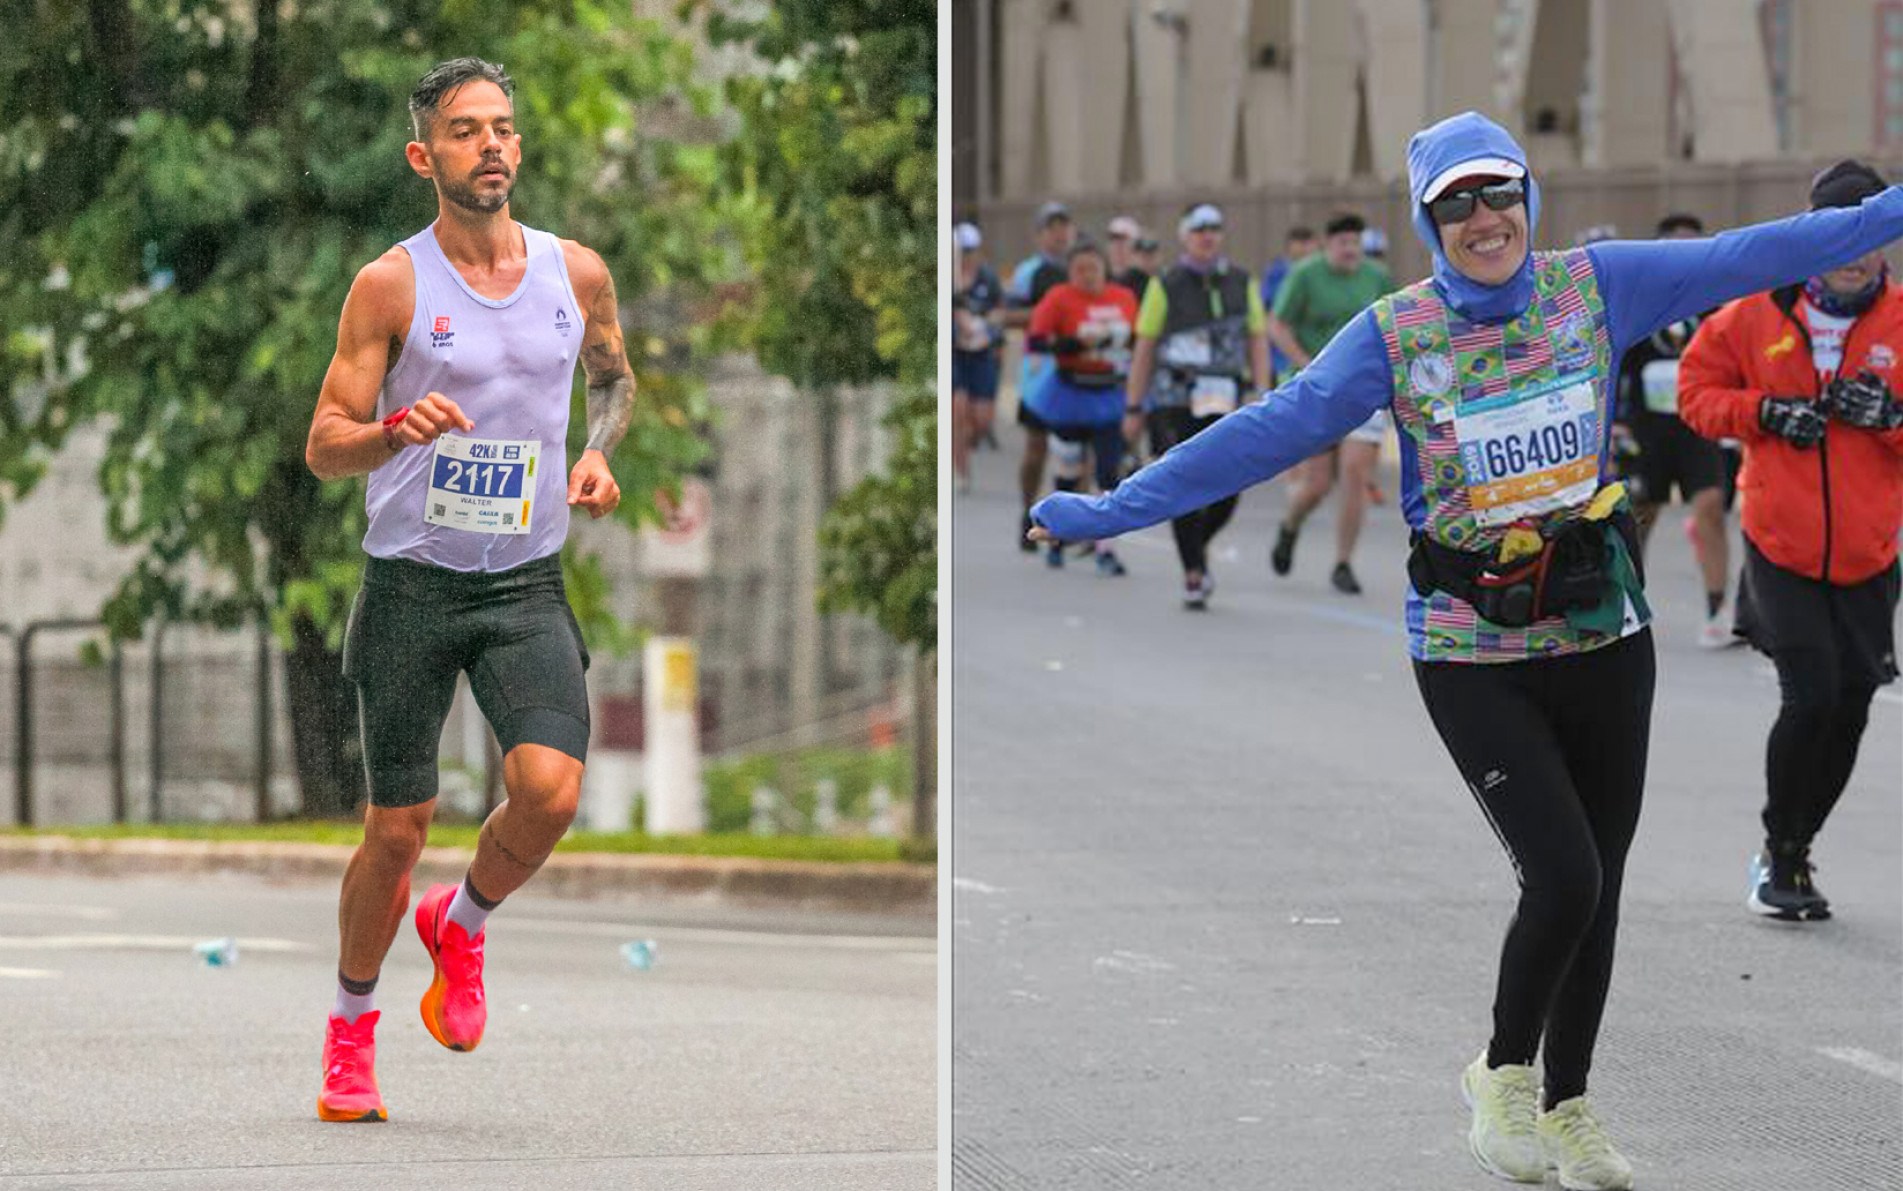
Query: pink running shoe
415 883 487 1052
317 1010 387 1122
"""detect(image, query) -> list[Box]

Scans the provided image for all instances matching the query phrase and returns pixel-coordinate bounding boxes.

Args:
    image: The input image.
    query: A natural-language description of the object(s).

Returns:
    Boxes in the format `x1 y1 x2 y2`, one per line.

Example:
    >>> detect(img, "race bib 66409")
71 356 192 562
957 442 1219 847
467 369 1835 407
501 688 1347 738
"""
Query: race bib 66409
1453 374 1600 527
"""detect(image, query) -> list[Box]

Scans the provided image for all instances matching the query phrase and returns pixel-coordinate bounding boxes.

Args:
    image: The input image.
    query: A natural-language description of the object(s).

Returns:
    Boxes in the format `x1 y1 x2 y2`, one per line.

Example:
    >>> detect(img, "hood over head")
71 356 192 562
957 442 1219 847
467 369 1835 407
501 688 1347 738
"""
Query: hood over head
1406 111 1542 322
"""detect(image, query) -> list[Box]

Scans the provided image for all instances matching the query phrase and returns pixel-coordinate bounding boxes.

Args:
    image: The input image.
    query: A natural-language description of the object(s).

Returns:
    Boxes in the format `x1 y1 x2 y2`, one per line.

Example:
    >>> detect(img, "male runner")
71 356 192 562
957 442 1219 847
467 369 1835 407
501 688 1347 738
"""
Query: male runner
1681 160 1903 921
303 57 639 1122
1610 213 1736 648
1122 203 1270 608
1267 211 1393 594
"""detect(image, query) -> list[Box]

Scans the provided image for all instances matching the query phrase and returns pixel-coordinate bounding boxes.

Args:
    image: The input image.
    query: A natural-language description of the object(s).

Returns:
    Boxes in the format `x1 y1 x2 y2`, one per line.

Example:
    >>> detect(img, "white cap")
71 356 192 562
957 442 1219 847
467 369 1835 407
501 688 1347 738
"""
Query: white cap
1420 157 1526 203
1178 203 1225 234
954 222 982 251
1107 215 1142 239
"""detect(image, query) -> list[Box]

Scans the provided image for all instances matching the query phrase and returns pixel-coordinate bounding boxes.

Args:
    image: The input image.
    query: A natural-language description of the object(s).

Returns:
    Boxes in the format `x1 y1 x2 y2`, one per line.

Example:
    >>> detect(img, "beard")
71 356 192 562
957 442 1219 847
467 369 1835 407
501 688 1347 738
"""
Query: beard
437 164 513 215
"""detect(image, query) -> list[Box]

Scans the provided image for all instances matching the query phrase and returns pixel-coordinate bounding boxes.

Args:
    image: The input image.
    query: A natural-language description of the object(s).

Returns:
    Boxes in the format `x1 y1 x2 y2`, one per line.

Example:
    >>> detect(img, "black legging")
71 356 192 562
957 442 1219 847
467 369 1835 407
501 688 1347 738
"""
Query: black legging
1764 650 1878 847
1414 630 1655 1109
1741 541 1896 848
1148 408 1238 574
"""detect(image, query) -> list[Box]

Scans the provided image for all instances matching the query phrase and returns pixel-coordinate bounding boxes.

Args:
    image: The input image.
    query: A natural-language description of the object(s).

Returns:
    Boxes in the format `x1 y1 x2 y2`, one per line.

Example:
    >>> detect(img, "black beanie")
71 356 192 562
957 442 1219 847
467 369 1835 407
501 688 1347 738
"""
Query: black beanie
1809 160 1888 210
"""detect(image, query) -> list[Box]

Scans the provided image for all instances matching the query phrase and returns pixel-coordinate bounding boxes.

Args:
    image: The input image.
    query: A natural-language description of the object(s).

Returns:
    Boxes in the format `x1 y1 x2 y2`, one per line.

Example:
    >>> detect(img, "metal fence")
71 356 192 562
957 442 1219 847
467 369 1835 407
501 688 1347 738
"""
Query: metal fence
0 618 287 828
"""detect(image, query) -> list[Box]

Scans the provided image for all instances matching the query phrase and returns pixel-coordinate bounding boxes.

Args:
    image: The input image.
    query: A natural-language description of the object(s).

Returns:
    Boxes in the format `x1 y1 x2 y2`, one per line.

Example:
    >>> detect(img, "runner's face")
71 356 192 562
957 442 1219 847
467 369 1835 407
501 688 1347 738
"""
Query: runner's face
1820 248 1886 296
1069 251 1106 292
1437 176 1528 286
1038 219 1075 257
1107 233 1133 267
418 80 519 215
1324 230 1362 272
1183 226 1222 264
1288 235 1316 260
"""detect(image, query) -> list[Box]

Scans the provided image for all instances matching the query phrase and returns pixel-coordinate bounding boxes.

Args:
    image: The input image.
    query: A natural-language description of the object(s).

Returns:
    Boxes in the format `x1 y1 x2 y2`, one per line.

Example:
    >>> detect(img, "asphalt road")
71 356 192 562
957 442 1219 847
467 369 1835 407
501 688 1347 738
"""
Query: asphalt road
951 427 1902 1190
0 873 935 1190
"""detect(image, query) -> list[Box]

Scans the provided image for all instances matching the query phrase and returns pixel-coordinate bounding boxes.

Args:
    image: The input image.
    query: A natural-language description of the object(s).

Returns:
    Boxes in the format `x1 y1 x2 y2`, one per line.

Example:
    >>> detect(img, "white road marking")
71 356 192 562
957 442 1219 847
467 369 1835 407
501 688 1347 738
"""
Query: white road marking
1818 1047 1903 1084
0 934 312 952
0 966 60 979
499 917 932 952
953 878 1005 895
0 903 117 921
1092 950 1175 975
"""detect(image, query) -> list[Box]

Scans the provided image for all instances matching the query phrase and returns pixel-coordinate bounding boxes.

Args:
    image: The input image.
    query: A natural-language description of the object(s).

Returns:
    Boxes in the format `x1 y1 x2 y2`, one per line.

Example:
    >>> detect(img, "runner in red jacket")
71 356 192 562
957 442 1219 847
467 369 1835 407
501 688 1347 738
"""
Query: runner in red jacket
1679 159 1903 923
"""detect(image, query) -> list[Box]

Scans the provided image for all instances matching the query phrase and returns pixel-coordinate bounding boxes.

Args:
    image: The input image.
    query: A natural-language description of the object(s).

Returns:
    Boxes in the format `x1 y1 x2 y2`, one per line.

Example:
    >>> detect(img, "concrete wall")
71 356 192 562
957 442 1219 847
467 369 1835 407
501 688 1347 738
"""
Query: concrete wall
960 0 1896 206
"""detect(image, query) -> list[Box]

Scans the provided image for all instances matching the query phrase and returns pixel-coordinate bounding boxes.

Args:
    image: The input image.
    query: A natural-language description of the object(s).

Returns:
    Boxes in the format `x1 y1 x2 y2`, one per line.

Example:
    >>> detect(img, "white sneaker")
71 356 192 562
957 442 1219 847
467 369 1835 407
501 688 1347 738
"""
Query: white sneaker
1538 1095 1635 1190
1698 608 1739 650
1460 1050 1545 1183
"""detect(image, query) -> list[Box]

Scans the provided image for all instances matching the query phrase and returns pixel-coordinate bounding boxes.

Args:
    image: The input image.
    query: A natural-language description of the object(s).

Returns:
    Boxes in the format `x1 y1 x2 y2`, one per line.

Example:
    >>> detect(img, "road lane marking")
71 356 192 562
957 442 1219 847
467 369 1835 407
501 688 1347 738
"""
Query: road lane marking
500 918 932 952
1819 1047 1903 1084
0 934 312 952
0 966 59 979
953 878 1005 894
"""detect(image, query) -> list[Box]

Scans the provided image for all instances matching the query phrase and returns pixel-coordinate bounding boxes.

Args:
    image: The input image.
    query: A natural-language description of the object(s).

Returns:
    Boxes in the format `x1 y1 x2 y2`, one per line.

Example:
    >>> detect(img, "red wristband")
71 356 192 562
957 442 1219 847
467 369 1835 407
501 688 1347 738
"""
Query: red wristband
381 406 410 452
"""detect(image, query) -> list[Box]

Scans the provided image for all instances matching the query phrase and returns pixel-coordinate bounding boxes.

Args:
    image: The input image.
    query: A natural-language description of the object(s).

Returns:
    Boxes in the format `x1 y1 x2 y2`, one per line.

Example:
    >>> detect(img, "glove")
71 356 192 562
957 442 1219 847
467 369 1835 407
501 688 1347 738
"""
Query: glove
1758 396 1827 448
1821 371 1903 430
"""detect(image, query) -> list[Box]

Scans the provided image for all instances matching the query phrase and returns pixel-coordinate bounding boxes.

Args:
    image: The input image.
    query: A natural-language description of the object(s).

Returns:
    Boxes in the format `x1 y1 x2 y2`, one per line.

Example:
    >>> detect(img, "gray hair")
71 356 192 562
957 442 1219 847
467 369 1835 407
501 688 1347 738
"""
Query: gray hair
409 57 514 140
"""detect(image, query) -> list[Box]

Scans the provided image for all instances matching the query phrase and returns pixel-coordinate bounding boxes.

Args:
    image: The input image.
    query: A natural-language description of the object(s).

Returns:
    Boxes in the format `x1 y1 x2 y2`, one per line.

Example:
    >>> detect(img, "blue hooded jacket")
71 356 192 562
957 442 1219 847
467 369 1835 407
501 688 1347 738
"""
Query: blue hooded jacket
1034 111 1903 600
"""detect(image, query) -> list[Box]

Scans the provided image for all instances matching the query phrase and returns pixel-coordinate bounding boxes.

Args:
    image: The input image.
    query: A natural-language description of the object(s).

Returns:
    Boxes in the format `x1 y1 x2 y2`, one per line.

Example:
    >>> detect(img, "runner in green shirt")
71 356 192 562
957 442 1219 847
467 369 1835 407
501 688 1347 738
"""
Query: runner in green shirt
1267 211 1395 594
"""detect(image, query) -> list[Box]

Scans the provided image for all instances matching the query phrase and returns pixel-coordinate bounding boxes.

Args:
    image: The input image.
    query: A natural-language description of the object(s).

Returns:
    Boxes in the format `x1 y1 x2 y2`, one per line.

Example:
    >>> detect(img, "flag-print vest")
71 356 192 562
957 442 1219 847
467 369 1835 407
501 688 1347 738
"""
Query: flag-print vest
1374 250 1647 663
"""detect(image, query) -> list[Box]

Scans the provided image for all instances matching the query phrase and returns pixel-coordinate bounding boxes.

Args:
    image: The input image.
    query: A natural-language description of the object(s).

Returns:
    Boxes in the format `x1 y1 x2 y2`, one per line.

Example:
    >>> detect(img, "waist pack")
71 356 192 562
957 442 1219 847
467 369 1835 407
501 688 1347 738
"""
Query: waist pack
1408 509 1643 629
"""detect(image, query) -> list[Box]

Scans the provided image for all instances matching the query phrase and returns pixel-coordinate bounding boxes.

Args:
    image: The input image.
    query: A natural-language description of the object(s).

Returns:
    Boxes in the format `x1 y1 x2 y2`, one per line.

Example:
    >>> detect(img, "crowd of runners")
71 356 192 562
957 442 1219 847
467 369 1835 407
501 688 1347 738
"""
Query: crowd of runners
957 110 1902 1191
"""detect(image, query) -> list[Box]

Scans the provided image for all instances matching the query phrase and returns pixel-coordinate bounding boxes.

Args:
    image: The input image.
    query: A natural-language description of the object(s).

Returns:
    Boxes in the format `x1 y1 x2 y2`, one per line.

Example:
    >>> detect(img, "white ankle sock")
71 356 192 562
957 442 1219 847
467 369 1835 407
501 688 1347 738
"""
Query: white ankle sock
446 880 494 937
333 982 376 1024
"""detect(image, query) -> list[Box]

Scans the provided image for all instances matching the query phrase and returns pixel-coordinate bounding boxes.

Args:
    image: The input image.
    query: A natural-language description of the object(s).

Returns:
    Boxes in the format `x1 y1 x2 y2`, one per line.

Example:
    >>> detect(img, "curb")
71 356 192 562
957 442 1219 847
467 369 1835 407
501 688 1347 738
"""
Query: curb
0 836 936 918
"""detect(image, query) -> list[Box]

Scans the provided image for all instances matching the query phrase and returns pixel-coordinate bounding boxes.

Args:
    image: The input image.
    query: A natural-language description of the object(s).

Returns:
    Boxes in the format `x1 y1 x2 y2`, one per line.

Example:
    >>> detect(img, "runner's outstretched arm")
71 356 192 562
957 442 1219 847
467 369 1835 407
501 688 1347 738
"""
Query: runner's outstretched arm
1587 186 1903 356
1033 312 1392 542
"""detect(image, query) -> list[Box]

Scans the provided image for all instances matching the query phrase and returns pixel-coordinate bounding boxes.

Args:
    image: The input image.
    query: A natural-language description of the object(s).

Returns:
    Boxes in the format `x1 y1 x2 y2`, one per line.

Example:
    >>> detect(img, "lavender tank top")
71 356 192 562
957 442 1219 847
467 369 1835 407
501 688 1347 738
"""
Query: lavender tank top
363 222 583 572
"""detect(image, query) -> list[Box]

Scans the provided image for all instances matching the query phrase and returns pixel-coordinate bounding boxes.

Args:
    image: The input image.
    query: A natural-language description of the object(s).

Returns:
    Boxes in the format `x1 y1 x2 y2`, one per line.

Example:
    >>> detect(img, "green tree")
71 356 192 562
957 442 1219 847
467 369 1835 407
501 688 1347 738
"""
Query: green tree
712 0 936 651
1 2 720 813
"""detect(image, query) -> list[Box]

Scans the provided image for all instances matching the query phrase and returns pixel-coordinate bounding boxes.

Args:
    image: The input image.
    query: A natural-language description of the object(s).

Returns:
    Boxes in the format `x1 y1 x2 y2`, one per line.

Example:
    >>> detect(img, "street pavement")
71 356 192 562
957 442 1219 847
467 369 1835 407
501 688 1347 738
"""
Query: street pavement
952 426 1902 1190
0 872 934 1189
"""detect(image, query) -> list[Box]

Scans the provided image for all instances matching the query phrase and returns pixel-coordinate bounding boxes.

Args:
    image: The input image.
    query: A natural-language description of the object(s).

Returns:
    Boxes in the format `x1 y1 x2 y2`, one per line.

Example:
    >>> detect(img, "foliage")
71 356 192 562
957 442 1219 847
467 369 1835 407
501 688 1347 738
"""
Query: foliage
0 1 725 650
702 742 912 833
709 0 937 650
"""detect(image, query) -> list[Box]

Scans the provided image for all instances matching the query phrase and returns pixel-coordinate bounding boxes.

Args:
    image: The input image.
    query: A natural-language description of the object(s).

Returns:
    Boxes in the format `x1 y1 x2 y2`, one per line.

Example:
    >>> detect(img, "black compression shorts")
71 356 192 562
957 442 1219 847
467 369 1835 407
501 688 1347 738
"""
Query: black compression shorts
342 554 591 808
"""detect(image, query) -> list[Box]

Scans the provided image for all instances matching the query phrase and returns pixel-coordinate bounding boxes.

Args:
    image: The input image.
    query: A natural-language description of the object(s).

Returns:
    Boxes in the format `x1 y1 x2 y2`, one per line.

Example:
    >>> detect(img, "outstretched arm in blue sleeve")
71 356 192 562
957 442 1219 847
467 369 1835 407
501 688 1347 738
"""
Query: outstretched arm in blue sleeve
1032 311 1394 543
1588 187 1903 356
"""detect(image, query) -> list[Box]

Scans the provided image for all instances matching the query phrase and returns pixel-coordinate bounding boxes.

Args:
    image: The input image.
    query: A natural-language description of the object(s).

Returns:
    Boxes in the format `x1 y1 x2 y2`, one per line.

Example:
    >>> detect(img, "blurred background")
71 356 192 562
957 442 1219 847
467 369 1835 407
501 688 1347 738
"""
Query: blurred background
951 0 1903 271
0 0 935 851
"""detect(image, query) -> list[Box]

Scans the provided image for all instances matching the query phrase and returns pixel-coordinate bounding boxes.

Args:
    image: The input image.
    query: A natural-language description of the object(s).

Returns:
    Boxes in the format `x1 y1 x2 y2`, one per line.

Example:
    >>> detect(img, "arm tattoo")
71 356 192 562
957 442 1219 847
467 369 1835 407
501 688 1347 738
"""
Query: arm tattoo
581 266 636 455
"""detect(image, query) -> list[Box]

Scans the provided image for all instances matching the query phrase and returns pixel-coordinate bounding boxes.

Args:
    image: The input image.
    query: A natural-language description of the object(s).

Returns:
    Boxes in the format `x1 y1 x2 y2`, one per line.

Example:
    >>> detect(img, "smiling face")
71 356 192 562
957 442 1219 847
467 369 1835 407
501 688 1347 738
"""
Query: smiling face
1434 175 1530 287
407 79 520 215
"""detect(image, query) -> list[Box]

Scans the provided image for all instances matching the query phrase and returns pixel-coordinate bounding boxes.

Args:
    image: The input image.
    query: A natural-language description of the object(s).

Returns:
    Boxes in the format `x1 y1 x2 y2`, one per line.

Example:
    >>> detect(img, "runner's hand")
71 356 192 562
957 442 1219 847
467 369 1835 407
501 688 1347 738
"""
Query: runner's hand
1122 411 1146 446
1821 371 1903 430
392 392 475 447
1027 524 1055 544
1758 396 1827 448
568 450 621 518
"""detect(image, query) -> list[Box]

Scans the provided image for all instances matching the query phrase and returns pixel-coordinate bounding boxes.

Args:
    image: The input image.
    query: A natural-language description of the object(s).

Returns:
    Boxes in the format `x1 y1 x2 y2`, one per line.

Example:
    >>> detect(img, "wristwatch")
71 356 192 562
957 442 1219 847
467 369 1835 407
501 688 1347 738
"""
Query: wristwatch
381 406 411 451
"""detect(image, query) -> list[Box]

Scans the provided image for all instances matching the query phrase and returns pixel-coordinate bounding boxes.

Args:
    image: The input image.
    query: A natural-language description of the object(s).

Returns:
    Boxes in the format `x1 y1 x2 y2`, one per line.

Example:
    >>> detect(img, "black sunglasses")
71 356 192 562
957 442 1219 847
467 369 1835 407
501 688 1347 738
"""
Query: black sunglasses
1426 178 1526 226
